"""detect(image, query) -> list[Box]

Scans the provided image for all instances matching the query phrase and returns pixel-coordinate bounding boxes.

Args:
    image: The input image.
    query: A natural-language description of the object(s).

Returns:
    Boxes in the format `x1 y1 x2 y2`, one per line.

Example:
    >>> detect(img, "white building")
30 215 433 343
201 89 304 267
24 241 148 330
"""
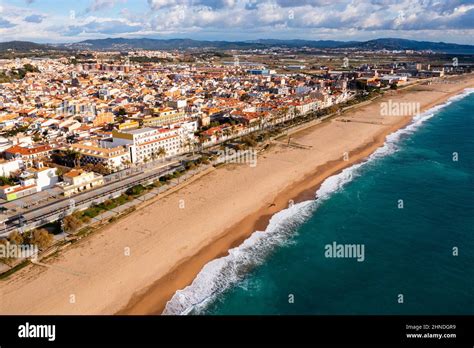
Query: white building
20 163 58 191
0 158 23 177
108 127 188 164
57 169 104 197
70 142 131 171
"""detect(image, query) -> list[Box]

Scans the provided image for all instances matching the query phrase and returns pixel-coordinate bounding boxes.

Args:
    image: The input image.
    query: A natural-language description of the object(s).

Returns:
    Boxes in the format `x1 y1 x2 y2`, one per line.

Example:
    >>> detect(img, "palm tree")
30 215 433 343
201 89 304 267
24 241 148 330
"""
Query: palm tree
157 147 166 161
182 136 194 154
231 125 238 136
258 116 265 131
223 127 231 138
122 159 131 169
65 149 82 168
198 134 207 151
294 108 301 119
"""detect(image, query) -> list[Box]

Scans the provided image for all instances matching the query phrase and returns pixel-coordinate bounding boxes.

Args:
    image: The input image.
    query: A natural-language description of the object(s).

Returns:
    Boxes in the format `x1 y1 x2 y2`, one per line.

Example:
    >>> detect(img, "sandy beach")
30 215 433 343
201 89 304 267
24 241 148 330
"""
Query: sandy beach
1 74 473 315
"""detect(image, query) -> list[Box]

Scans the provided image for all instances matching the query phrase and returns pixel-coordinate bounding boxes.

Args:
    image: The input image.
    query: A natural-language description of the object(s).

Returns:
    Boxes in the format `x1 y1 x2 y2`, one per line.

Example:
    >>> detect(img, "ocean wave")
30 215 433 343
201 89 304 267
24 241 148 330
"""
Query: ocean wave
162 199 316 315
162 88 474 315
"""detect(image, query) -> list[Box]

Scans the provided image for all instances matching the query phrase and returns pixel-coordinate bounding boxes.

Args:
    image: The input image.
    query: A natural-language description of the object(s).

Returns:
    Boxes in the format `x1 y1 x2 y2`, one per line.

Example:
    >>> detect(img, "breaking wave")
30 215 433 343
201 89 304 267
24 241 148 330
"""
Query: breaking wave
162 88 474 315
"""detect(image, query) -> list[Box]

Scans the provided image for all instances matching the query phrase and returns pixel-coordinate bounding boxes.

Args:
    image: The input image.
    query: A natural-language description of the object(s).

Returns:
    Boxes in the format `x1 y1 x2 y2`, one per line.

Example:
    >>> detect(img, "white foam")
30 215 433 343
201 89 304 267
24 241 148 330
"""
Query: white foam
163 199 316 315
162 88 474 315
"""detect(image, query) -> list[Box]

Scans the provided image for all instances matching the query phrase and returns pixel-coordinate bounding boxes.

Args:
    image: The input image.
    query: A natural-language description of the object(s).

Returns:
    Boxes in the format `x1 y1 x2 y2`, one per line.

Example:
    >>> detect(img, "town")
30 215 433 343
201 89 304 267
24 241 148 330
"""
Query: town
0 45 472 268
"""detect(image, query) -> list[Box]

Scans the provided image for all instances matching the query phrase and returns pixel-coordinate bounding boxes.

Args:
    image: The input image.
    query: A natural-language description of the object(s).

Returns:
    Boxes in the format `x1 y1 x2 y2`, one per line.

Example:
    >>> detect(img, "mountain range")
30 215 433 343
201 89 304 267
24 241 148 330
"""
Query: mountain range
1 38 474 54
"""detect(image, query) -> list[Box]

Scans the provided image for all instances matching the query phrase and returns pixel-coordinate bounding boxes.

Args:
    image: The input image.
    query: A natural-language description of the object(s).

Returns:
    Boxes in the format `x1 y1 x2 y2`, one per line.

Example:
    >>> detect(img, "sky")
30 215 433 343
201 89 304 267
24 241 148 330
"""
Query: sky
1 0 474 44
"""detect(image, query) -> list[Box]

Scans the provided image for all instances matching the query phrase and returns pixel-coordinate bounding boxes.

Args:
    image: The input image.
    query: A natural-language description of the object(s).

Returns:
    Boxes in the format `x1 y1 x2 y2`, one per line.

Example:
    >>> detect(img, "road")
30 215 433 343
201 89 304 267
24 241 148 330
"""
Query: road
0 156 196 237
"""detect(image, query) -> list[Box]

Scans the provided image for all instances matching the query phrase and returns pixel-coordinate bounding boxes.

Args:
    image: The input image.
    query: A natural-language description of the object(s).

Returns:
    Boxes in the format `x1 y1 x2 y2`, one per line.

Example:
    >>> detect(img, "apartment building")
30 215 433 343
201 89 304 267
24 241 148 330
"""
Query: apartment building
0 158 23 177
70 143 131 171
4 144 52 166
109 127 184 164
142 108 186 127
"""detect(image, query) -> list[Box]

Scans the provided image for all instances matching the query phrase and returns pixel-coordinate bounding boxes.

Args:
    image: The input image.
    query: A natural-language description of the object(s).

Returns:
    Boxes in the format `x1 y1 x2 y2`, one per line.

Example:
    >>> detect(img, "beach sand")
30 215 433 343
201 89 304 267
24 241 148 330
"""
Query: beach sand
1 74 473 315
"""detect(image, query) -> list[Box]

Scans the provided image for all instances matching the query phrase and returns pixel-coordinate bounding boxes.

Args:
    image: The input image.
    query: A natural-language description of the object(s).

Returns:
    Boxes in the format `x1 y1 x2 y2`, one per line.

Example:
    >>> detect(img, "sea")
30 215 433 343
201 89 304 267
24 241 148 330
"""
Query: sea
163 89 474 315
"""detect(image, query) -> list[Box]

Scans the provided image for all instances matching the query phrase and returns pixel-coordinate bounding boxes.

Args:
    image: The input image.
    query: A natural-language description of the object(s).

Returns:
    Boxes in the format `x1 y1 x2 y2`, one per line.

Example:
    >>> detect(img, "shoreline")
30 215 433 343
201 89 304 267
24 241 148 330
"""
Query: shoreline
2 74 473 315
118 117 411 314
120 77 474 315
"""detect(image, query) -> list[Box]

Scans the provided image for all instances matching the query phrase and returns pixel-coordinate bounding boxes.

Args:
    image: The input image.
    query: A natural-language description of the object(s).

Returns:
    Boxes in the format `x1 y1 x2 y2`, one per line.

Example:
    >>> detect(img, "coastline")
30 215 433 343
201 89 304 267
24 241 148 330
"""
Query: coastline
1 74 473 315
118 116 411 314
119 75 474 315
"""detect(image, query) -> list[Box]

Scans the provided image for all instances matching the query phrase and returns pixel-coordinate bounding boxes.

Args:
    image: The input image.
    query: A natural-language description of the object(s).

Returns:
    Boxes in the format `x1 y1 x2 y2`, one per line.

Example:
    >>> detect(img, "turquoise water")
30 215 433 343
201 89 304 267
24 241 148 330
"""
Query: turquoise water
164 90 474 315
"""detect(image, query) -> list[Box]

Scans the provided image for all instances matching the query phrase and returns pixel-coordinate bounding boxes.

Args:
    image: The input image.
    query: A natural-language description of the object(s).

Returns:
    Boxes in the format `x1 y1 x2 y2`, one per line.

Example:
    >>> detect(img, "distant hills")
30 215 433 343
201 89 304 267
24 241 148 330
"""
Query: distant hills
64 38 267 50
0 41 55 51
1 37 474 54
342 38 474 54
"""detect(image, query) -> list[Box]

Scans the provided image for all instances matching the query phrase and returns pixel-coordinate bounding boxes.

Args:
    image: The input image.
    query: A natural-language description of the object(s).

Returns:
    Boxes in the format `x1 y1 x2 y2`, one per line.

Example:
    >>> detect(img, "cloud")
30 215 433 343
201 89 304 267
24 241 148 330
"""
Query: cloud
86 0 126 12
24 14 45 23
64 19 143 36
3 0 474 44
0 17 16 28
147 0 236 10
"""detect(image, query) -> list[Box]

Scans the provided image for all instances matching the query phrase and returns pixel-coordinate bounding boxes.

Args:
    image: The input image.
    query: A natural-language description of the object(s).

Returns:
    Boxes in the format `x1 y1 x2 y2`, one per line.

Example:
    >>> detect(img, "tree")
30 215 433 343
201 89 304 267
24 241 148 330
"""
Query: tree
215 130 223 140
223 128 232 138
63 215 83 233
31 229 54 249
242 135 257 148
64 150 82 168
91 163 111 175
8 231 23 245
157 147 166 160
122 159 131 169
0 176 15 186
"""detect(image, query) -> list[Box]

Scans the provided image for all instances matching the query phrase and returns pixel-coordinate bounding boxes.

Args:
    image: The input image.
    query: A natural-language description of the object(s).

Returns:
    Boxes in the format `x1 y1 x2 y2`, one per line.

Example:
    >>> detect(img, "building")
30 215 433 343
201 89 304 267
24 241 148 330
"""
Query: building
57 169 104 197
109 127 185 164
0 162 57 201
20 163 58 191
70 142 130 171
4 144 52 166
0 182 37 201
380 75 408 86
0 158 23 177
93 112 115 127
143 108 186 127
118 120 140 130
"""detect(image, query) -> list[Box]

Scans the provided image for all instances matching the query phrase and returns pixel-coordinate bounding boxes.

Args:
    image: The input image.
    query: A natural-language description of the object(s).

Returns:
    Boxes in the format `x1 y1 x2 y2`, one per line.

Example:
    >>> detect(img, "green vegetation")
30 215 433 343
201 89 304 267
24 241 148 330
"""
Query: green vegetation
130 56 174 63
125 184 146 196
1 125 29 137
0 260 30 279
241 135 258 148
0 176 15 186
21 229 54 250
0 64 40 83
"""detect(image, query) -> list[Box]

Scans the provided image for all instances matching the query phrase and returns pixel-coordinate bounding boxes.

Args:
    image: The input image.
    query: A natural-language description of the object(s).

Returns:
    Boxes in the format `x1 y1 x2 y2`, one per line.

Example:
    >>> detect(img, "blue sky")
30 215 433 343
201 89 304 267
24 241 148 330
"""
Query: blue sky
1 0 474 44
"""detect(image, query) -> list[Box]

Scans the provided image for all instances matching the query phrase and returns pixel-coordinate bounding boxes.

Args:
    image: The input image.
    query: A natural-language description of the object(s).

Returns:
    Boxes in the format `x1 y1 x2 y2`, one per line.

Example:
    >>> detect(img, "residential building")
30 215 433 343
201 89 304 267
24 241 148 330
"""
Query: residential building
109 127 185 163
70 142 131 171
57 169 104 197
